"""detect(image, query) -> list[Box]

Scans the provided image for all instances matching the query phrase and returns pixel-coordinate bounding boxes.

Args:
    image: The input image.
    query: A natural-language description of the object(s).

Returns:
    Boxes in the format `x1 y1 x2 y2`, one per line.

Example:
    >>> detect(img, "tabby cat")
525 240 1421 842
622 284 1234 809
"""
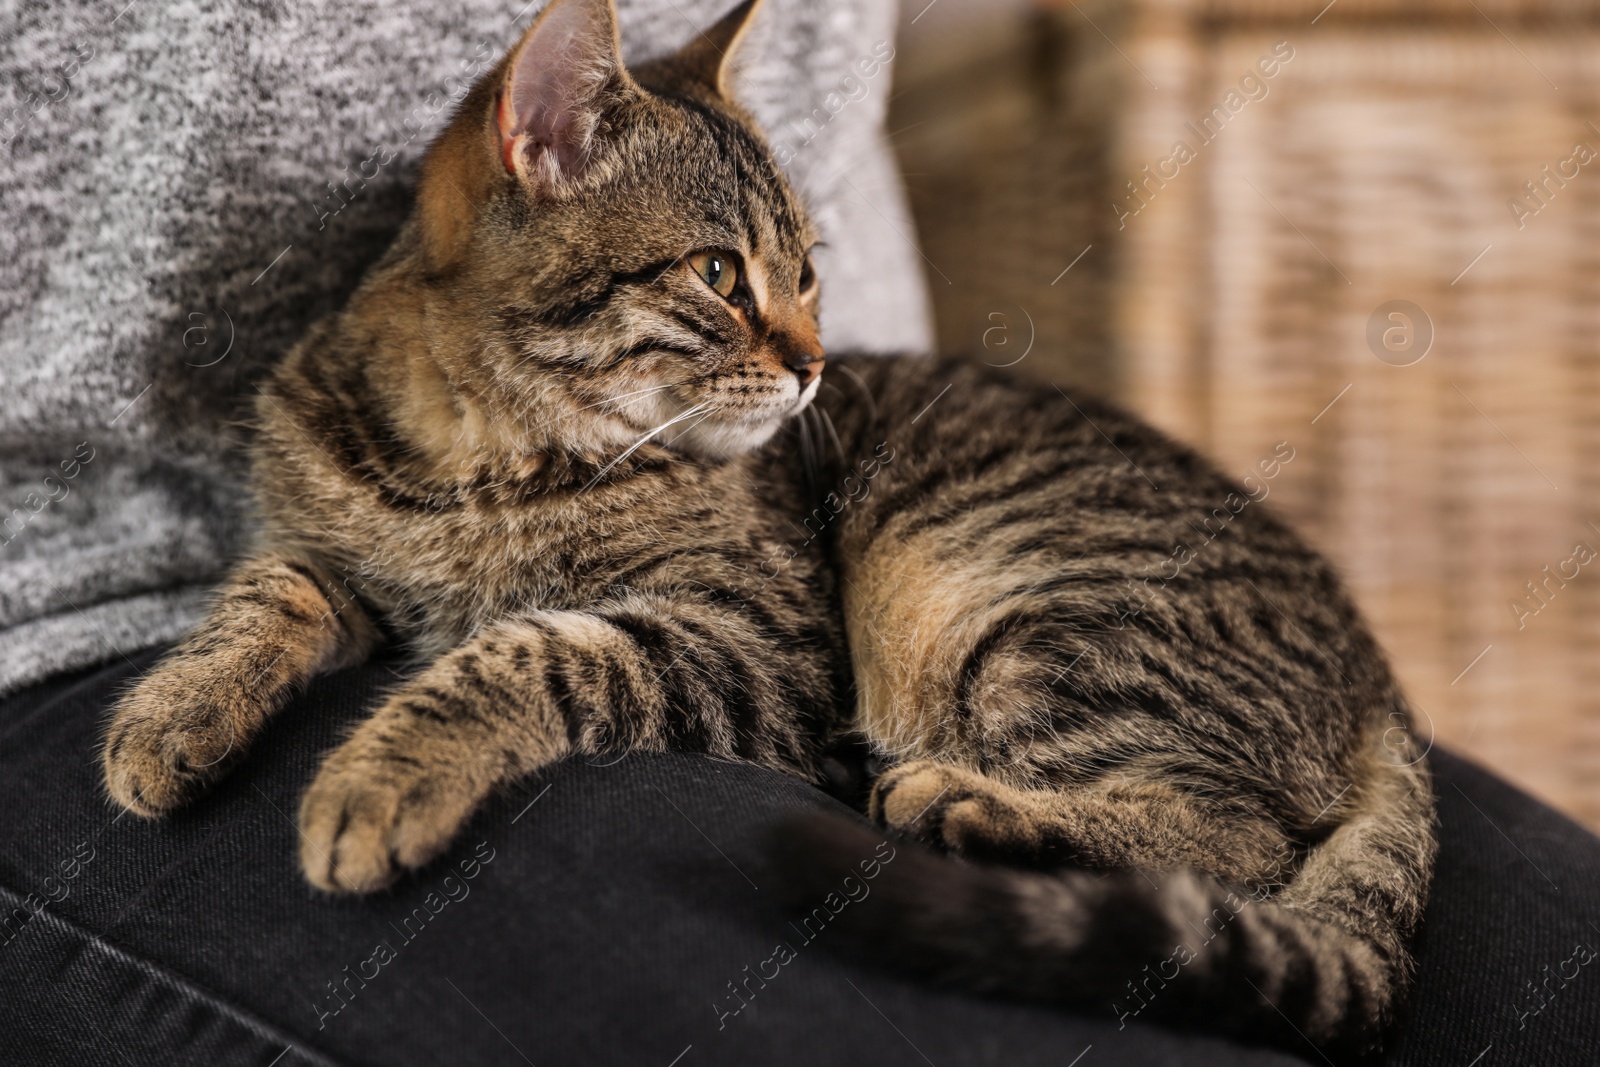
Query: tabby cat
100 0 1435 1056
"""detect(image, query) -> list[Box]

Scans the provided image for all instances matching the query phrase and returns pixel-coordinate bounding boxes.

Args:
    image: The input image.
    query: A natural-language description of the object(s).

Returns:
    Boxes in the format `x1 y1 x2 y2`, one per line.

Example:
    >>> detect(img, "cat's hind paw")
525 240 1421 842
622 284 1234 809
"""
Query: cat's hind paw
870 761 985 845
869 759 1047 860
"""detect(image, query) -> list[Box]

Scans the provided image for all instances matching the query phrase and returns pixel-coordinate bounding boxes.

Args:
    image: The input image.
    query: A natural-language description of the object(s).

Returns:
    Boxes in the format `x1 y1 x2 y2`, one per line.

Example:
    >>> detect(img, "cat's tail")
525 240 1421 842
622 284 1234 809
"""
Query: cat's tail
768 753 1435 1057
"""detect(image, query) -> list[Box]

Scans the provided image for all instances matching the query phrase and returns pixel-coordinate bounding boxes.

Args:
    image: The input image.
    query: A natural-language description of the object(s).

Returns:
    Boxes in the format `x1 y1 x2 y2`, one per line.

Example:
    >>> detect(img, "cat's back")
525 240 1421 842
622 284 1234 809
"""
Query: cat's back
818 353 1320 585
813 353 1405 829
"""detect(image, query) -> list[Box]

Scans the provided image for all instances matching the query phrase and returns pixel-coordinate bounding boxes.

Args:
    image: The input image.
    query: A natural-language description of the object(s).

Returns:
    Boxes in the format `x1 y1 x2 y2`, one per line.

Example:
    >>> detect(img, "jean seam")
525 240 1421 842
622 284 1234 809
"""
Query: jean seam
0 879 353 1067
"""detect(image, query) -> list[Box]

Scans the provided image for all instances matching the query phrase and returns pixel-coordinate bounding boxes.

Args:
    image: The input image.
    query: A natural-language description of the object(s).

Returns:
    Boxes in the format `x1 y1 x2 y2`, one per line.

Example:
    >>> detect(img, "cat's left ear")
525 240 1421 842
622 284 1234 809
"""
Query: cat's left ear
665 0 762 99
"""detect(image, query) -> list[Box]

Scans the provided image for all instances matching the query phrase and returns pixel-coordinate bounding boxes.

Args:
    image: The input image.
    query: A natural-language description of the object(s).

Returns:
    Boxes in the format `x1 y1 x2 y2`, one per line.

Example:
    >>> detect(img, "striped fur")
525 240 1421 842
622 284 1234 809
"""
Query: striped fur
102 0 847 886
99 0 1434 1055
780 354 1437 1056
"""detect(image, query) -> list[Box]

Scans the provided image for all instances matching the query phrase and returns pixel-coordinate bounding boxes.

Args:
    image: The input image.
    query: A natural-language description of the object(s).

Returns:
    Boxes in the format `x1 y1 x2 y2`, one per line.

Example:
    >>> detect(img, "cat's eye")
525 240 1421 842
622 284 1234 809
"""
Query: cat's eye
687 250 739 299
798 255 816 294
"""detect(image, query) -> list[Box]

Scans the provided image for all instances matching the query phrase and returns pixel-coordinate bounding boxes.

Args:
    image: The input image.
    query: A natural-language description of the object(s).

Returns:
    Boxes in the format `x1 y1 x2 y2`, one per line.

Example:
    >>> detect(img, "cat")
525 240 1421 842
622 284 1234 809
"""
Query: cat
791 352 1435 1056
100 0 1436 1056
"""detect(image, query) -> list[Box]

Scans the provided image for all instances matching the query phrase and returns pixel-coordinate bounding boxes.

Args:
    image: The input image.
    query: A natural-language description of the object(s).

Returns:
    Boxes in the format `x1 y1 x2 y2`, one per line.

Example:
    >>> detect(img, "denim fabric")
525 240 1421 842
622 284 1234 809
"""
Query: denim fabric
1 652 1595 1066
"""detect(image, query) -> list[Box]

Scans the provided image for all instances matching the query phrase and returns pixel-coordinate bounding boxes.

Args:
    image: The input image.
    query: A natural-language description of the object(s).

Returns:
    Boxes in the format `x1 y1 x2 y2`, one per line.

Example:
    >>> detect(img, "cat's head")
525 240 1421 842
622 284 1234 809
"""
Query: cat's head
408 0 823 463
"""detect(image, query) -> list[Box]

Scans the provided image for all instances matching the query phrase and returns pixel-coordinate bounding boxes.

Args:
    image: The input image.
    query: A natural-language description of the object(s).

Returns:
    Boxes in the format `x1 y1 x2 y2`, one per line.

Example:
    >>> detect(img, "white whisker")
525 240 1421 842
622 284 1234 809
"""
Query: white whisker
795 404 817 485
581 403 710 492
816 405 845 465
573 378 687 413
681 406 718 440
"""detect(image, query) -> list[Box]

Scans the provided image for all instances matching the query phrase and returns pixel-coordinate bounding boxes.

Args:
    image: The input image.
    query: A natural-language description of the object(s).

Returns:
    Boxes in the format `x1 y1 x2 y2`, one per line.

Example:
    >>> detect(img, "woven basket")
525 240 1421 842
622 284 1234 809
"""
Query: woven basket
894 0 1600 826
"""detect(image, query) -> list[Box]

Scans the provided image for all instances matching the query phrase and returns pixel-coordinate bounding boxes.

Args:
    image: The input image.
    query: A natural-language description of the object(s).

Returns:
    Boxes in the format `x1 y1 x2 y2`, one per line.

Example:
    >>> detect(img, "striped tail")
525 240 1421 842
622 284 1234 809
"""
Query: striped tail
769 757 1435 1058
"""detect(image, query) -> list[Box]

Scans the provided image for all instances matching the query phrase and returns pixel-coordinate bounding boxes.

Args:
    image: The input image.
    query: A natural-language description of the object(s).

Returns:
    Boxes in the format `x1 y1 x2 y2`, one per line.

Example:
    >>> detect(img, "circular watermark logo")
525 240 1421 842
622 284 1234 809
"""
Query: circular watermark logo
182 307 235 368
974 303 1035 368
1366 300 1432 366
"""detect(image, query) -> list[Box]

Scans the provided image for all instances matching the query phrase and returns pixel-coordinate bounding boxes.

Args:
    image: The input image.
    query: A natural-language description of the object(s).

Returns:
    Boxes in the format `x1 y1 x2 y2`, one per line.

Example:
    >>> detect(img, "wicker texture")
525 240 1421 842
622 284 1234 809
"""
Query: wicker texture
1116 10 1600 826
894 0 1600 826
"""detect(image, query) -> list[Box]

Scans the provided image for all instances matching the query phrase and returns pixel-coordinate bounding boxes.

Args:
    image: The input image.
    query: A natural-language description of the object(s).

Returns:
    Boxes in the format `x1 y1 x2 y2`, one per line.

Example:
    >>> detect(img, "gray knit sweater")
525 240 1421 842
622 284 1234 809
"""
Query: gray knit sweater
0 0 932 696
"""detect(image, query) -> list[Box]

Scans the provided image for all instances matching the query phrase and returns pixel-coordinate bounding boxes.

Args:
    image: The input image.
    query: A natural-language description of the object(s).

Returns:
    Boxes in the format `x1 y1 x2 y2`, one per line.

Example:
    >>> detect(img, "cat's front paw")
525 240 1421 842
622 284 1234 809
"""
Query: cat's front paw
298 727 493 893
103 677 245 816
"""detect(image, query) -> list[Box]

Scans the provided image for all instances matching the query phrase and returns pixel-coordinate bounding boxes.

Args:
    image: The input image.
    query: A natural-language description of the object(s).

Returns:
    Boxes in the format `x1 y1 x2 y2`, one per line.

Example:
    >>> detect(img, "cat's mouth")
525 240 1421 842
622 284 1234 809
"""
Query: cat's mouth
658 389 810 458
793 373 822 412
601 366 819 461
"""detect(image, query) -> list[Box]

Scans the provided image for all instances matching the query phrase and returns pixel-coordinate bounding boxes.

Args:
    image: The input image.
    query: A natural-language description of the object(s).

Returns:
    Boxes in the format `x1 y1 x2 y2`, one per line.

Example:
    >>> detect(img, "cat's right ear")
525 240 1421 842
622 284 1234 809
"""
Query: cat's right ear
417 0 634 270
495 0 632 188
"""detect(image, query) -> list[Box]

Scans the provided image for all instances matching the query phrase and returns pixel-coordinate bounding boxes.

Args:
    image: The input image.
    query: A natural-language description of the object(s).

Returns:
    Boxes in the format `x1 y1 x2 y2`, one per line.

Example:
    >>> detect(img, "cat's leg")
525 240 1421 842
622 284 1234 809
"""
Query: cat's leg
870 761 1289 886
103 554 379 815
298 594 832 892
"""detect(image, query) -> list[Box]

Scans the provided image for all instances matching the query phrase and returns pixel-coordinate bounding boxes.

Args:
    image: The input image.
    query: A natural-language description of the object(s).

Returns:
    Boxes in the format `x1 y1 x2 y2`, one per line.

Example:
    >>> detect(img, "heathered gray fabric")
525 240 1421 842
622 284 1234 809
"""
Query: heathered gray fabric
0 0 933 696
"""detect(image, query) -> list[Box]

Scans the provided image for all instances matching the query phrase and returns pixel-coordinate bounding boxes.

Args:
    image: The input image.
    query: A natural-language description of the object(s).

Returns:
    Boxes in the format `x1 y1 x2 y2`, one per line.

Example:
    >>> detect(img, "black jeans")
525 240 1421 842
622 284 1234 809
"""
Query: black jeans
1 650 1596 1066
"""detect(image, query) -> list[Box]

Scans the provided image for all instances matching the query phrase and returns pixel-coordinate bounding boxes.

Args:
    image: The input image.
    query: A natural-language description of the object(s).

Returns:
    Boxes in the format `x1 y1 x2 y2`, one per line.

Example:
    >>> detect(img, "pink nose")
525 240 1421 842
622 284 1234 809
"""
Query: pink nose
786 350 825 386
780 336 826 386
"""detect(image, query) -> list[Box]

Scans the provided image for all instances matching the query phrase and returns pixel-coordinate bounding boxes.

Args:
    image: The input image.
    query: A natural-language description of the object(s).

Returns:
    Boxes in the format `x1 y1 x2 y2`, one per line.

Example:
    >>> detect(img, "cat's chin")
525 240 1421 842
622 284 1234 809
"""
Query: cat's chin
795 374 822 411
674 414 788 458
658 378 818 459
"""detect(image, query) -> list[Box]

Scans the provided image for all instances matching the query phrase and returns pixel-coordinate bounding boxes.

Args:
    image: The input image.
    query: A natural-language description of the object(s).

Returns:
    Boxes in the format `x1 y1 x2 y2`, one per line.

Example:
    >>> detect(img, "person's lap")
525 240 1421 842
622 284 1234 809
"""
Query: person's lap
1 652 1595 1066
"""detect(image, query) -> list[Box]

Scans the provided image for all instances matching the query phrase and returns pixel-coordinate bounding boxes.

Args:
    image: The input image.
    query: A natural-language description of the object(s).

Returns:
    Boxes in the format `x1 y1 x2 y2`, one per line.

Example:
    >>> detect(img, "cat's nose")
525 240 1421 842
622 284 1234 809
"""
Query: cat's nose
781 340 825 386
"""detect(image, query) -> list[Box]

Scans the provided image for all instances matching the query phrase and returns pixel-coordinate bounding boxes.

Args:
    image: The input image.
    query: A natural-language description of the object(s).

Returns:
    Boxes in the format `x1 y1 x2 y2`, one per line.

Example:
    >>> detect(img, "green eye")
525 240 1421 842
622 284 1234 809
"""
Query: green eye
688 250 738 299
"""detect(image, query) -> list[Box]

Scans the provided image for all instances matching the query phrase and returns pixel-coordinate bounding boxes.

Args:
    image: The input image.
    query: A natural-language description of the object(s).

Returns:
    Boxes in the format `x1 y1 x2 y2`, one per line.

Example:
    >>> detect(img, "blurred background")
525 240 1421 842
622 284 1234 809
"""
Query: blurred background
888 0 1600 829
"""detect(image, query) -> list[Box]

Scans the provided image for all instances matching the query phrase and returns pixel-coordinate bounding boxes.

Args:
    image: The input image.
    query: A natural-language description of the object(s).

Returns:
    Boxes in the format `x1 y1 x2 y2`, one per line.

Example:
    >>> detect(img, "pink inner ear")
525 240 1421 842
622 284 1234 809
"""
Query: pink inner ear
497 91 521 175
499 0 618 182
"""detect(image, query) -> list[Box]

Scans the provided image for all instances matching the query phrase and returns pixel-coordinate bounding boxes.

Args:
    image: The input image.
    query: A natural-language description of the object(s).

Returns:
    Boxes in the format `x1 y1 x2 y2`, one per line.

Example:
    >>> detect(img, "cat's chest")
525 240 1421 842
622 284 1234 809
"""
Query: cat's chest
325 460 791 643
